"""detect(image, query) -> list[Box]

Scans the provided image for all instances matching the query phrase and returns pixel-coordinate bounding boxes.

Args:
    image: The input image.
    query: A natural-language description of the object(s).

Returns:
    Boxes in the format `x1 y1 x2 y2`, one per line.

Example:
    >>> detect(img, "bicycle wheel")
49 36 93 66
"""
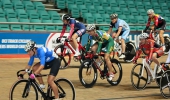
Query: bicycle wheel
9 79 38 100
54 44 71 69
164 37 170 54
160 70 170 98
107 59 123 86
124 41 137 63
131 64 148 90
79 59 98 88
47 78 76 100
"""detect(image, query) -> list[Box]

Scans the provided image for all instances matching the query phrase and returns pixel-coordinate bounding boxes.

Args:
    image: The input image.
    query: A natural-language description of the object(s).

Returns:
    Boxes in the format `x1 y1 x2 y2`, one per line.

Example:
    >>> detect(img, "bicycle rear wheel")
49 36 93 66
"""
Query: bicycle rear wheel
124 41 136 63
9 79 38 100
48 78 76 100
160 70 170 99
107 59 123 86
79 59 98 88
131 64 148 90
164 37 170 54
54 44 71 69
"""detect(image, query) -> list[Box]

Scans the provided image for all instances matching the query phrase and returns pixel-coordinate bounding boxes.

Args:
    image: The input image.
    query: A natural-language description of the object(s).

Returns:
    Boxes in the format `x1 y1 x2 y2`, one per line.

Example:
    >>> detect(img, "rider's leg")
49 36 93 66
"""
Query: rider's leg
71 33 80 56
32 62 45 88
119 30 130 59
159 29 165 50
90 43 98 53
48 58 60 99
152 48 164 73
104 53 113 78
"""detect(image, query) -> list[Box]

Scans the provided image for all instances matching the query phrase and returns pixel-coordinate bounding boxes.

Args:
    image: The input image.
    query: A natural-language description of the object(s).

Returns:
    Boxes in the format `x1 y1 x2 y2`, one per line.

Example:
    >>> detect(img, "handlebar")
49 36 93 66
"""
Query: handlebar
17 69 48 78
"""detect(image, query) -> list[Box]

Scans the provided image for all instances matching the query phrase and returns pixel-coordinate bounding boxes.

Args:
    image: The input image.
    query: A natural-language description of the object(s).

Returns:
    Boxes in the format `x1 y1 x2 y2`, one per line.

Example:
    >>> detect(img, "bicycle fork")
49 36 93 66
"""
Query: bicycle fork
22 81 31 98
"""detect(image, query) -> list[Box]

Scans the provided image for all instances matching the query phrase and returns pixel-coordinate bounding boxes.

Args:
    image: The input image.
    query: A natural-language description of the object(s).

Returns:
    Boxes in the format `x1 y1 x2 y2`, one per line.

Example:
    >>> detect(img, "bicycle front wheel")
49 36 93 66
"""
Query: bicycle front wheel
48 78 76 100
131 64 148 90
9 79 38 100
54 44 71 69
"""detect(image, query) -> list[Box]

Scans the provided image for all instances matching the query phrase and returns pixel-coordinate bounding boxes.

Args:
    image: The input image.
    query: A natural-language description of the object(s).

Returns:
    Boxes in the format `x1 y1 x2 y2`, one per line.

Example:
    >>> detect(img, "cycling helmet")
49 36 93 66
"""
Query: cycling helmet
24 40 36 52
110 13 118 19
139 33 149 39
86 24 96 31
147 9 154 14
61 14 70 20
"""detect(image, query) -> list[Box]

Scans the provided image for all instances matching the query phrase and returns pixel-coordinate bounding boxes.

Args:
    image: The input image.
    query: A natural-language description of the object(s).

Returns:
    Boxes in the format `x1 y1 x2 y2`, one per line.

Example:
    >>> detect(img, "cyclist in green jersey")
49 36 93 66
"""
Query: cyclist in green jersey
86 24 114 81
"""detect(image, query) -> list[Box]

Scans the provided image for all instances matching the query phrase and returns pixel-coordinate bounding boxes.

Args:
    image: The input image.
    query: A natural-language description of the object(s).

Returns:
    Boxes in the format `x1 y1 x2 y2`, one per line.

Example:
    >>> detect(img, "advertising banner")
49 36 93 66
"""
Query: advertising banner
0 31 169 55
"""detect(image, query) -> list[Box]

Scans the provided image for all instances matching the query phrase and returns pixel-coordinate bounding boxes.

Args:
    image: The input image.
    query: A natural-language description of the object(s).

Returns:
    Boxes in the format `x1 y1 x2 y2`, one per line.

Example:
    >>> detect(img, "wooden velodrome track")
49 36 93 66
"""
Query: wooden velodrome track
0 55 169 100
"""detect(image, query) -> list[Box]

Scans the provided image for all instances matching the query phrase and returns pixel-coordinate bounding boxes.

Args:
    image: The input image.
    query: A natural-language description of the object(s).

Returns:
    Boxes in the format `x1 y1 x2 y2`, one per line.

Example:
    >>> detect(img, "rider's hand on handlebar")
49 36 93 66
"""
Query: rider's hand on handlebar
30 73 36 79
132 58 138 64
145 56 151 64
18 74 24 80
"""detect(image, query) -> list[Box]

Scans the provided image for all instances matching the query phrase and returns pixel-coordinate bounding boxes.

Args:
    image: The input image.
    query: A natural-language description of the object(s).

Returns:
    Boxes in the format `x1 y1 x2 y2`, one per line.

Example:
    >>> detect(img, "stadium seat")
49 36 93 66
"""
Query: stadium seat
78 5 88 15
8 18 19 22
30 19 41 23
55 0 66 9
75 0 84 5
121 8 131 15
2 0 13 9
19 18 30 22
38 11 51 20
13 1 24 9
71 8 80 18
118 2 127 8
16 9 28 19
42 19 53 23
127 1 136 8
87 6 97 14
5 9 17 18
45 25 56 31
23 1 35 10
0 10 5 18
108 0 118 7
11 25 22 31
33 25 45 31
104 7 112 14
130 26 137 31
92 0 101 6
56 26 63 31
86 17 95 24
33 2 45 11
28 11 39 19
52 20 62 23
0 24 10 30
84 0 92 7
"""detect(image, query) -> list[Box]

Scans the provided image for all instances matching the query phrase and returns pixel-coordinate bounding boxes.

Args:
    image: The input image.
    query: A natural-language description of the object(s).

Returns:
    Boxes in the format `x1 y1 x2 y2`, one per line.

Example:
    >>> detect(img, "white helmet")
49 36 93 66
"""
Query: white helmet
86 24 96 31
61 14 70 20
139 33 149 39
110 13 118 19
24 40 36 52
147 9 154 14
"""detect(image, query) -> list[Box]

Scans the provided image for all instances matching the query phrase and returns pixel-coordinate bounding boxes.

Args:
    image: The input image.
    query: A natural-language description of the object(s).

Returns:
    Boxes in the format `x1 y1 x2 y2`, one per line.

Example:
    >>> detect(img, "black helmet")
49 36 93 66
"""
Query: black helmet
61 14 70 20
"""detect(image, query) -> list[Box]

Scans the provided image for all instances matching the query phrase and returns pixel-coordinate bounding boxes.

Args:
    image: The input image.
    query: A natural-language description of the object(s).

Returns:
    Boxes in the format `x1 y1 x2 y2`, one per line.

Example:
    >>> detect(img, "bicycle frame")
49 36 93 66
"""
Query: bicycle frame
62 39 85 57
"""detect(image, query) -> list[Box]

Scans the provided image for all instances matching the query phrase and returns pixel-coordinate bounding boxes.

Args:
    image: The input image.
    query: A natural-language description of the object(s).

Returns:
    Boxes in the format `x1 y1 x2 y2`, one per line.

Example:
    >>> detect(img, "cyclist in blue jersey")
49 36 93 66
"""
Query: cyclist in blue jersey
108 13 130 59
19 41 60 100
59 14 86 56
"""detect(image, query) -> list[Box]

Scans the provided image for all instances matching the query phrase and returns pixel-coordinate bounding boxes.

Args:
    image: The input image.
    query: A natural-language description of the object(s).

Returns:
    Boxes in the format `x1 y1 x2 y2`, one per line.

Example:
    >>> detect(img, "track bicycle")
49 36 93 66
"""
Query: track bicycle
54 36 86 69
147 30 170 54
159 63 170 98
9 69 76 100
131 56 169 90
79 51 122 88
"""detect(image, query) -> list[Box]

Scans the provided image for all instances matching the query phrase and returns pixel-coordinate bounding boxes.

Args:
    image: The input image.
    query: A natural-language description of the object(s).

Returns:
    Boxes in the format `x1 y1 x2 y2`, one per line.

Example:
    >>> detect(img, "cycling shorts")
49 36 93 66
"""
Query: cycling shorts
73 28 86 37
43 58 60 76
115 29 130 40
156 19 166 31
154 47 164 58
101 41 114 54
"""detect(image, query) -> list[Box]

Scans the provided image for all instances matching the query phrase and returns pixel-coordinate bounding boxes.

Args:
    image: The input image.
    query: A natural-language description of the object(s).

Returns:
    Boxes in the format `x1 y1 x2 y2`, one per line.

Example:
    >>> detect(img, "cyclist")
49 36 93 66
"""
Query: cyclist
108 13 130 59
132 33 164 83
59 14 86 56
86 24 114 81
143 9 166 51
19 41 60 100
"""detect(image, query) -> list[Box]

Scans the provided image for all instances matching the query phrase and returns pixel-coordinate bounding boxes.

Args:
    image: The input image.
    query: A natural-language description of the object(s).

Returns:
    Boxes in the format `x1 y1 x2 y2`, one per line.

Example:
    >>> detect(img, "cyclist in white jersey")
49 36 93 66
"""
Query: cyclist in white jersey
108 13 130 59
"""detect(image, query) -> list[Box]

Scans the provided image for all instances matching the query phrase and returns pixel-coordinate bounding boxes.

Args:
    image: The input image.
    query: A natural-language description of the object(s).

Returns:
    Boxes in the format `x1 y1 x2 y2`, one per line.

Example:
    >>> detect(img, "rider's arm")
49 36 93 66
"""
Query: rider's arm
60 25 67 38
86 36 92 51
144 18 151 32
34 49 45 75
148 41 154 60
153 16 159 31
116 26 123 37
21 56 34 75
134 45 142 59
68 24 74 39
107 22 113 34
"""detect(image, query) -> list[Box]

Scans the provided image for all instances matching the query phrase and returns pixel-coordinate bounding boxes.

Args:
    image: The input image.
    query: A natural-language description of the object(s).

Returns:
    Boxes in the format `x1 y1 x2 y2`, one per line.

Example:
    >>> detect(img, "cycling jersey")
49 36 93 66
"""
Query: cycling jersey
60 18 86 38
28 47 56 66
146 14 164 27
135 39 163 60
86 30 114 53
110 18 130 31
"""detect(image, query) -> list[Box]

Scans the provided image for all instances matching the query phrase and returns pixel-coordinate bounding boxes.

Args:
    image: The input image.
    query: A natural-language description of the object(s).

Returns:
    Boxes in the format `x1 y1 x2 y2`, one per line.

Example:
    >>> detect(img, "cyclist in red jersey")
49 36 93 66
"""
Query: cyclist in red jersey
143 9 166 51
133 33 164 82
